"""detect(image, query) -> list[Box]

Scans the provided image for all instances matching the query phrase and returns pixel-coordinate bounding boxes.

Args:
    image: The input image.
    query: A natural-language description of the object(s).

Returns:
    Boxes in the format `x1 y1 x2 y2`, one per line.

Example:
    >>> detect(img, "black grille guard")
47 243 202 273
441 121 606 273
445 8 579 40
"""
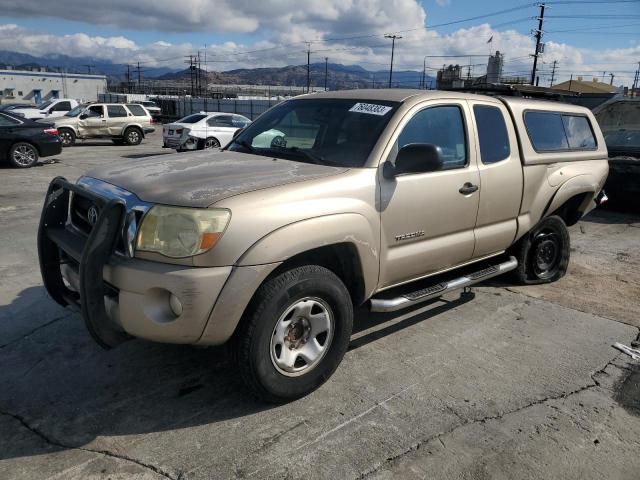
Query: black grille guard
37 176 131 349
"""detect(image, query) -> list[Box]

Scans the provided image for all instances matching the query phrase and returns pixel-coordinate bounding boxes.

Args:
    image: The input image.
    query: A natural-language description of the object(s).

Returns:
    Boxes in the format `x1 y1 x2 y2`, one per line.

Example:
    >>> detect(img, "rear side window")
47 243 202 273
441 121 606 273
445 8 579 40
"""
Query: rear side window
208 115 235 127
562 115 596 149
126 104 147 116
525 111 596 152
107 105 128 118
473 105 510 164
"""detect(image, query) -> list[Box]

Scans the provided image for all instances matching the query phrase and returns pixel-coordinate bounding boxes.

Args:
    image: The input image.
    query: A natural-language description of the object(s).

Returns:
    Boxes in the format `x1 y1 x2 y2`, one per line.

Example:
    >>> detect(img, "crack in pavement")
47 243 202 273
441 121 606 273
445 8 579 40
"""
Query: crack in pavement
0 312 74 349
0 409 177 480
356 344 639 480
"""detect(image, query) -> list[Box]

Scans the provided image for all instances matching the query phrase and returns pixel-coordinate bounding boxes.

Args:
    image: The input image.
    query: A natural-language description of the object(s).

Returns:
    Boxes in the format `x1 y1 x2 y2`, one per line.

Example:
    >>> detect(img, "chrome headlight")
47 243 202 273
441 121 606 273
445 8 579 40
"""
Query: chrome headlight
136 206 230 258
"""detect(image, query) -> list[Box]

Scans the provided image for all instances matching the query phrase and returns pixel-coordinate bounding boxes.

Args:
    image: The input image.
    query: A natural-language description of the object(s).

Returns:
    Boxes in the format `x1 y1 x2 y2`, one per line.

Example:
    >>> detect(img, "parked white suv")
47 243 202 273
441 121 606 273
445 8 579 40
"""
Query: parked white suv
13 99 79 120
163 112 250 151
46 103 155 146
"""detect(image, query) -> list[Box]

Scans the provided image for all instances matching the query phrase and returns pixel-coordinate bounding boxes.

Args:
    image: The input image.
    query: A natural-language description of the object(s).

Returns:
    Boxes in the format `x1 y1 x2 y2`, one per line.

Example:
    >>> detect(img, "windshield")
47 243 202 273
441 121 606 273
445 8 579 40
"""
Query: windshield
178 114 207 124
227 98 400 167
36 100 54 110
65 105 85 117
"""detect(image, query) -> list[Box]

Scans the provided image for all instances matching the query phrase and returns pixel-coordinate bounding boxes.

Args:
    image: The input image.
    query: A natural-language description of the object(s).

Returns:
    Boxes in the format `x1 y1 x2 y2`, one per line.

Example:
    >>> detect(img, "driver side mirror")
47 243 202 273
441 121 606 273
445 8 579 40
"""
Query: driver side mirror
384 143 444 179
79 113 88 120
232 127 244 139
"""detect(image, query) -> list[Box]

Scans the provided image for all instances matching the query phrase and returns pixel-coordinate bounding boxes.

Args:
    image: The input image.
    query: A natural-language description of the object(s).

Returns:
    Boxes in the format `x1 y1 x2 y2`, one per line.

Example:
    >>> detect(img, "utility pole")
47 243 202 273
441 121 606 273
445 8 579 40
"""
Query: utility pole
324 57 328 91
83 64 95 74
186 55 194 96
549 60 558 86
384 34 402 88
306 42 311 93
126 64 131 93
609 73 615 85
135 62 141 92
530 3 545 86
421 56 427 89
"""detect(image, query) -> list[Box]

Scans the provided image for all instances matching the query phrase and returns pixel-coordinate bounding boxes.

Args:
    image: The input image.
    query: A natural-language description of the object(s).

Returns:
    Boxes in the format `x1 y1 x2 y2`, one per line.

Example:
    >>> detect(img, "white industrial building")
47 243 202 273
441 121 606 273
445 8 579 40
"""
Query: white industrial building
0 68 107 105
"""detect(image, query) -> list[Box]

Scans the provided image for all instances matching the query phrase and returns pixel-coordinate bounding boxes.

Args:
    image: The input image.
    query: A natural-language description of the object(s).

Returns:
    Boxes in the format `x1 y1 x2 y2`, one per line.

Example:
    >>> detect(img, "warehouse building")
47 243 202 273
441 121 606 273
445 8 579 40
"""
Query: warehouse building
0 68 107 105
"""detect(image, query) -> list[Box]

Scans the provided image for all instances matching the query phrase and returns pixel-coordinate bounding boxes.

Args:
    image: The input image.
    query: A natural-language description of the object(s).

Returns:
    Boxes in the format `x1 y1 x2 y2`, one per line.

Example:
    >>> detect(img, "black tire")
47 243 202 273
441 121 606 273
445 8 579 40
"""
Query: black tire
9 142 39 168
232 265 353 402
512 215 570 285
201 137 220 150
123 127 142 146
58 128 76 147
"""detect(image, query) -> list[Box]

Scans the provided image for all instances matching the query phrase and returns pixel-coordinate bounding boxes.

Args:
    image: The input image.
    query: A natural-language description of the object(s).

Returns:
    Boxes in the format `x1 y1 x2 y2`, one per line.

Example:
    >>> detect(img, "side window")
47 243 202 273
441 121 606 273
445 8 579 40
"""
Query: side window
473 105 511 164
87 105 104 117
397 105 467 169
562 115 596 149
211 115 234 127
107 105 128 118
52 101 71 111
232 115 250 128
126 104 147 116
524 112 568 151
525 111 596 151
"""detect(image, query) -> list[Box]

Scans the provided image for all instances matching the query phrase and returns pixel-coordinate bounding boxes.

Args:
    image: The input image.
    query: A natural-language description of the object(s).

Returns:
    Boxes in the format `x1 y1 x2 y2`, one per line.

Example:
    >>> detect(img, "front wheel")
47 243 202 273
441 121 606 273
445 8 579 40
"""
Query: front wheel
512 215 570 284
9 142 39 168
233 265 353 402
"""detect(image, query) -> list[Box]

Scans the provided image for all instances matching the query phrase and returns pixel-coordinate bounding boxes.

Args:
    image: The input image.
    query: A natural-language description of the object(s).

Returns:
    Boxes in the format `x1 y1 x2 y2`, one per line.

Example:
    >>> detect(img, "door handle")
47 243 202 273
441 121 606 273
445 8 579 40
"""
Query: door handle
459 182 479 195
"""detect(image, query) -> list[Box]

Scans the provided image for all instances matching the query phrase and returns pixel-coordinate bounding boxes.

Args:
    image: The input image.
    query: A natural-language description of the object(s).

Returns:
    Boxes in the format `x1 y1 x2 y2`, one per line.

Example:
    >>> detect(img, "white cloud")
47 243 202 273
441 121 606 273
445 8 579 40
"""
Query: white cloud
436 0 451 6
0 0 636 86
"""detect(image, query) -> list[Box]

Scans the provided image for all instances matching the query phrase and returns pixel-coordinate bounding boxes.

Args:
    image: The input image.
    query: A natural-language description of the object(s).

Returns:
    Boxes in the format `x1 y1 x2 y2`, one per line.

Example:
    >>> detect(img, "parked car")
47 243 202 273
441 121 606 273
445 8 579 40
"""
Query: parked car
163 112 250 151
44 103 155 146
38 90 609 401
140 100 161 116
12 99 79 120
0 103 34 116
0 111 61 168
594 97 640 158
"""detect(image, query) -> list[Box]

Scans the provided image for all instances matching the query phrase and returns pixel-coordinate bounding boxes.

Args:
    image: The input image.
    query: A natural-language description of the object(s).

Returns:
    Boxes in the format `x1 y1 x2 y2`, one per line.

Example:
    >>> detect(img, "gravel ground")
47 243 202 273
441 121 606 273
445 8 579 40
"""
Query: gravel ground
1 131 639 479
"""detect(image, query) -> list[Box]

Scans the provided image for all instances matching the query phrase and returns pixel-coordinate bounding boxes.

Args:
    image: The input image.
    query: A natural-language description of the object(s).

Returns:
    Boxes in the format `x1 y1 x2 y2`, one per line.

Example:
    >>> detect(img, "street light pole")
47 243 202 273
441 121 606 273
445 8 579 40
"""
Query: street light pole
324 57 328 91
384 34 402 88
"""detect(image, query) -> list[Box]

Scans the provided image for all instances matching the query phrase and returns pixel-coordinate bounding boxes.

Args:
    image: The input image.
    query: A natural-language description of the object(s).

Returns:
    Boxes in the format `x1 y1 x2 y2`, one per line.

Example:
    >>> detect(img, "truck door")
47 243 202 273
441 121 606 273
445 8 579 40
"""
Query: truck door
378 101 480 289
468 100 523 258
78 105 109 137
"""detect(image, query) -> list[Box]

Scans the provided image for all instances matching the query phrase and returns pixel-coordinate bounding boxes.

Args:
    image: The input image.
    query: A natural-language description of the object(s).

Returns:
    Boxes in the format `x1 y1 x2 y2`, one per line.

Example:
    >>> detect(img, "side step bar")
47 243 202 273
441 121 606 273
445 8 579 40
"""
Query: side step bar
370 256 518 313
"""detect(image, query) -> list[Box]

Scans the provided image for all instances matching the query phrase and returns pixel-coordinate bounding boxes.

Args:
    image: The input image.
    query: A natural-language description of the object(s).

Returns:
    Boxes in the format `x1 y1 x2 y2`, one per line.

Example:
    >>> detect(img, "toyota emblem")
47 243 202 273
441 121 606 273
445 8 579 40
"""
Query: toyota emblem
87 205 99 226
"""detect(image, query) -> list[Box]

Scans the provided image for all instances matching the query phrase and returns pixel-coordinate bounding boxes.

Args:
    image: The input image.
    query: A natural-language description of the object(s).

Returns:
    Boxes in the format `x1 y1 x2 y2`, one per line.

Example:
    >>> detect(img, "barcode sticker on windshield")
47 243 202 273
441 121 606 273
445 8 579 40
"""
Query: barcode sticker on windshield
349 103 393 116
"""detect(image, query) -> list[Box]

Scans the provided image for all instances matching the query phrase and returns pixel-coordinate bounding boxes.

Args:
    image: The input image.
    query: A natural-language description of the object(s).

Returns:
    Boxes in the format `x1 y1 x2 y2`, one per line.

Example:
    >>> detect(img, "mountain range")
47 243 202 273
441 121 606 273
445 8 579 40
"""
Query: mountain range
0 51 434 90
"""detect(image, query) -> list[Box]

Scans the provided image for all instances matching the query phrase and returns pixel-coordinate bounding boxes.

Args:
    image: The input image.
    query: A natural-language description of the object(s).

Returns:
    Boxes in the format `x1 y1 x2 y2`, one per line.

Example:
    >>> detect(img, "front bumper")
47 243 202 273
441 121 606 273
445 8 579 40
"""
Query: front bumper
37 177 232 347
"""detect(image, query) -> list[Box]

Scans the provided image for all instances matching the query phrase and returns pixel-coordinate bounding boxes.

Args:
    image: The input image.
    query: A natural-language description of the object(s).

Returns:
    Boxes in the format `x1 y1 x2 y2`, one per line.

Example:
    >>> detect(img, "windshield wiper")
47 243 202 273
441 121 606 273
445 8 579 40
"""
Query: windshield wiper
289 147 324 165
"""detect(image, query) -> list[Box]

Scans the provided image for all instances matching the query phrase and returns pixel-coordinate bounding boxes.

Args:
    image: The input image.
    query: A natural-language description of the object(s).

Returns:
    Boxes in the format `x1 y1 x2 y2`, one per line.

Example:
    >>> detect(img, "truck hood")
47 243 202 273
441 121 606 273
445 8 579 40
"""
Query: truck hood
85 150 348 208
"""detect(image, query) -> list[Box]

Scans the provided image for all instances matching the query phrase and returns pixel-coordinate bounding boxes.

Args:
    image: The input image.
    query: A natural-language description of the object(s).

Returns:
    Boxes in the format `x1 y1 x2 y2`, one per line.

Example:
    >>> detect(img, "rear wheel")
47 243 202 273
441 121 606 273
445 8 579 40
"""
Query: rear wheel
123 127 142 146
58 128 76 147
9 142 38 168
512 215 570 284
202 137 220 150
233 265 353 402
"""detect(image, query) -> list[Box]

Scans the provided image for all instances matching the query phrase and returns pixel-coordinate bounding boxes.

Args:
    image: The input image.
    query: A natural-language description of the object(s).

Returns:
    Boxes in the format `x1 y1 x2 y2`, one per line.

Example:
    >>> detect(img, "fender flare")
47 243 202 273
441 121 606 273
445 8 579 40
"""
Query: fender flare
545 174 598 219
237 213 380 299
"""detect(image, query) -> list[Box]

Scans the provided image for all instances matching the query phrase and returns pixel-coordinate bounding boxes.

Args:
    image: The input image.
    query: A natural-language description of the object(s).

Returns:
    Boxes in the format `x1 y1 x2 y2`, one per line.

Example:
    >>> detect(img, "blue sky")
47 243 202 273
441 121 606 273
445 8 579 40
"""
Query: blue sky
0 0 638 84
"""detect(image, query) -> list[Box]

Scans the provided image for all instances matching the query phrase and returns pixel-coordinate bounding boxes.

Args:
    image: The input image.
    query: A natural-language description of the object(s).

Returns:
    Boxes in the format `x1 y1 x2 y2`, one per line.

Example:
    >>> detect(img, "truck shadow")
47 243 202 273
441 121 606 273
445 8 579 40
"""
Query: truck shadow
0 287 472 460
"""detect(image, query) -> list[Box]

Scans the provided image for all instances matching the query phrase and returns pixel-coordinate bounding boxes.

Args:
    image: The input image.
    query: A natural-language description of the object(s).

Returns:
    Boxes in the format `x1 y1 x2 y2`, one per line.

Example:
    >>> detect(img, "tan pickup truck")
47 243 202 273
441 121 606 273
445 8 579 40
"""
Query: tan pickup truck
38 90 608 401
